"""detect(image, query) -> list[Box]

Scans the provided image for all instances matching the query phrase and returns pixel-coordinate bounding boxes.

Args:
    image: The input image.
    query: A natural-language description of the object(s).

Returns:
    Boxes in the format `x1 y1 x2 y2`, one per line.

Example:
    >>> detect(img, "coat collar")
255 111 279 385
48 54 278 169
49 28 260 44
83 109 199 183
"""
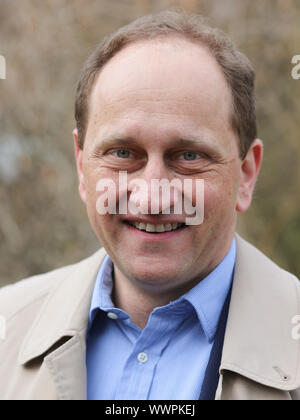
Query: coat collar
220 234 300 392
19 235 300 393
18 247 107 365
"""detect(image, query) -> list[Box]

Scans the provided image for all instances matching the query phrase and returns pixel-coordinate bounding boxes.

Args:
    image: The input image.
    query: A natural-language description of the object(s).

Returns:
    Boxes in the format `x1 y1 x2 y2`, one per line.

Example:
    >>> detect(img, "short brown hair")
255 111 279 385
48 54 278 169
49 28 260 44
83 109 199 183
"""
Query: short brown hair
74 10 257 158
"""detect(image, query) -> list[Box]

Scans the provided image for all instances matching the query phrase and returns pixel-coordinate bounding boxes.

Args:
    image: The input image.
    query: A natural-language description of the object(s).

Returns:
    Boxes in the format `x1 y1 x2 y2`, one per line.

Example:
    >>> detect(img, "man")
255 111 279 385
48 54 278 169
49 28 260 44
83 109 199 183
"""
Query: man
0 10 299 401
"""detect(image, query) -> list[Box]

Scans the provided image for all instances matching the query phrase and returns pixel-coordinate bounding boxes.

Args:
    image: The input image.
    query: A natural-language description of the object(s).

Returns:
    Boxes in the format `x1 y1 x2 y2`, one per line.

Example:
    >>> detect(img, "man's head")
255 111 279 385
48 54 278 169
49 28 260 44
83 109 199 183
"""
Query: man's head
73 10 263 297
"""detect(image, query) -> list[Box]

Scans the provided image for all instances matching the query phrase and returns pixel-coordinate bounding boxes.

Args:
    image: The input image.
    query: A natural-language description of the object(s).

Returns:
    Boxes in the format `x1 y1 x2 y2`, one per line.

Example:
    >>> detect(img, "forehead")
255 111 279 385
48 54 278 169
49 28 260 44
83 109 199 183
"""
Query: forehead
87 37 233 143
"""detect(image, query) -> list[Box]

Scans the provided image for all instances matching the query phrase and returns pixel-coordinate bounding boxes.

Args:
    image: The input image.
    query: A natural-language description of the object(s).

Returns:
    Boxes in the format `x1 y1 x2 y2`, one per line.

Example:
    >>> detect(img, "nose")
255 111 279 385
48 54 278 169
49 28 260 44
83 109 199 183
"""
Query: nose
128 154 181 215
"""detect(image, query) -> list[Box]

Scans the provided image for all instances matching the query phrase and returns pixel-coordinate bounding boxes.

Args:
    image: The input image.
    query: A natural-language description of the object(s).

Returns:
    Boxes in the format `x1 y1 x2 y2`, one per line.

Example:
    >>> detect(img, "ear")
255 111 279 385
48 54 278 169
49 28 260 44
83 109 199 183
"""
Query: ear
73 128 87 204
236 139 263 213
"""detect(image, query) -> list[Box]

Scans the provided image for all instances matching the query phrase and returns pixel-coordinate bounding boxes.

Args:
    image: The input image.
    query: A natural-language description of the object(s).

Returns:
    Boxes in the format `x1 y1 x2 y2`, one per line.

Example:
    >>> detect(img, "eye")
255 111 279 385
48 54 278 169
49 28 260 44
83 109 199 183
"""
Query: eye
113 149 132 159
181 151 201 161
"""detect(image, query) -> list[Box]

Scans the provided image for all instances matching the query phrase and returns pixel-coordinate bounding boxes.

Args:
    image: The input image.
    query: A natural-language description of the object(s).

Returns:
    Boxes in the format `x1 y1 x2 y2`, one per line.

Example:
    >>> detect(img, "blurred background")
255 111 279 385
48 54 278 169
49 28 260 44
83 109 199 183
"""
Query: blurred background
0 0 299 287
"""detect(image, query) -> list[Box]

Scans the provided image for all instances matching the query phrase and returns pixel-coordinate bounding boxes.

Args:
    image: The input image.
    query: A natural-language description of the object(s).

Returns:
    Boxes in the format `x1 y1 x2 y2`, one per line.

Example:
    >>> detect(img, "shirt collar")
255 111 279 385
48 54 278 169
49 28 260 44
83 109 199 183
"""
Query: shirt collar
89 238 236 342
89 254 115 325
183 238 236 341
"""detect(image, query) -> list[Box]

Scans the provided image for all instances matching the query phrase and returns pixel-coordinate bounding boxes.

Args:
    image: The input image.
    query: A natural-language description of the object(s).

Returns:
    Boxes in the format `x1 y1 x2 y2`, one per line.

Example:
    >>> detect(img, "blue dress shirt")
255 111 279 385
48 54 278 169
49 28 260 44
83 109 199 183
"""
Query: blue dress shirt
86 239 236 400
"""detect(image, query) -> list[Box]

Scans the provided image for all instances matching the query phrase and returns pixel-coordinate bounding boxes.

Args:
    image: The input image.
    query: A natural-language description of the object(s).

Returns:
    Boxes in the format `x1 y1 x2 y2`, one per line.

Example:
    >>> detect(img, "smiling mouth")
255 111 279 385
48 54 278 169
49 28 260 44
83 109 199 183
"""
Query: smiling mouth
123 220 188 234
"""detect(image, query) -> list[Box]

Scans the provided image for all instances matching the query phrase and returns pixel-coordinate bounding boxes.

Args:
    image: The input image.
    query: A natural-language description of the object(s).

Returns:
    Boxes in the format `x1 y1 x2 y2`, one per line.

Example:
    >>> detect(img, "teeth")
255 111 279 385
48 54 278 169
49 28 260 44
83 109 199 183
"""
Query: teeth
132 222 183 233
146 224 156 233
155 224 165 233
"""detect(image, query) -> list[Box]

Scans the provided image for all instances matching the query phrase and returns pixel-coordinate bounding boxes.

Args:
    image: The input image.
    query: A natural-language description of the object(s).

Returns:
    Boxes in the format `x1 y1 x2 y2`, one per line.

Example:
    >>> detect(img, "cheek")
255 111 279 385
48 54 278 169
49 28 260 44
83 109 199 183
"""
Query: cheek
84 165 118 203
203 175 239 222
82 166 118 230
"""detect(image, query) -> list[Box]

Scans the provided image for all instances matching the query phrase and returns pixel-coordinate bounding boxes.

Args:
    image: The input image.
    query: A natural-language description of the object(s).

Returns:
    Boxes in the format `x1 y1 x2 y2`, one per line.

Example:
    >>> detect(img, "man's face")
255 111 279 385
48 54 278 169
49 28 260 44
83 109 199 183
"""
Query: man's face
75 38 247 295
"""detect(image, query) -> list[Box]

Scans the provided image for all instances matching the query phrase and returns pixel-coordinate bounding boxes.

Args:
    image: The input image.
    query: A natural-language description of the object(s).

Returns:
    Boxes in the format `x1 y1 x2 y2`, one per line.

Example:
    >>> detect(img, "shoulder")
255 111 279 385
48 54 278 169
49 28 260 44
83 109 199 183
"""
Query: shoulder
234 233 300 327
0 250 103 322
235 233 300 290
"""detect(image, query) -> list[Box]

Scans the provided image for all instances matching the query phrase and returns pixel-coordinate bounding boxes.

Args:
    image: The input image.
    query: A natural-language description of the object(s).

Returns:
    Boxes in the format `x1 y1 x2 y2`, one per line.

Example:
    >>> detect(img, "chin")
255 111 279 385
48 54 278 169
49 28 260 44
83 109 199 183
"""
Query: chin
128 265 180 290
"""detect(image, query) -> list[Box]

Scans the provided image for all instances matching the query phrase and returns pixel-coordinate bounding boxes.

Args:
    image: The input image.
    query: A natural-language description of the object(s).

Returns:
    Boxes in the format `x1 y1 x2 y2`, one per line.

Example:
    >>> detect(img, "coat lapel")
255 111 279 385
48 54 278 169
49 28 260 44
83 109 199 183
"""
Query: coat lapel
44 333 87 400
18 247 108 400
218 234 300 397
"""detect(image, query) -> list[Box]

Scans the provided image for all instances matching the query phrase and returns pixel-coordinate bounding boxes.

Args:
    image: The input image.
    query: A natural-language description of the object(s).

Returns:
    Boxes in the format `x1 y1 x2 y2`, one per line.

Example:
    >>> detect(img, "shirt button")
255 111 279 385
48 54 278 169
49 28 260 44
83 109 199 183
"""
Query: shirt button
107 312 118 320
137 352 148 364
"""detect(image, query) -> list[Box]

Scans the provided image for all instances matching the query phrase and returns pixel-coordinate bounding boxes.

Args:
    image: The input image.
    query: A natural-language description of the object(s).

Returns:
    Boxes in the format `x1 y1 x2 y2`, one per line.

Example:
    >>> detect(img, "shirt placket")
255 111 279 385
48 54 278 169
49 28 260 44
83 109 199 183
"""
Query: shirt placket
114 309 185 400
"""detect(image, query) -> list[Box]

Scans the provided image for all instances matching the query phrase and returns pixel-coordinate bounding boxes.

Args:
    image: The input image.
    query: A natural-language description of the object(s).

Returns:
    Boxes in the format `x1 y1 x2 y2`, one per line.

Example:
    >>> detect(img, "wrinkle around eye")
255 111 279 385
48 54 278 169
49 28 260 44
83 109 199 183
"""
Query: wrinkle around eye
167 156 221 175
88 154 146 172
168 154 236 175
168 165 212 176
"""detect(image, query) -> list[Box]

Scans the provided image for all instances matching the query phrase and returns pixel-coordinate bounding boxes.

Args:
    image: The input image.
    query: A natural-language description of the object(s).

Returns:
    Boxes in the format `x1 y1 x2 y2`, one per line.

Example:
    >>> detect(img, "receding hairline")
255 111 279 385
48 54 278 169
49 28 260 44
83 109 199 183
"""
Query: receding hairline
87 34 235 130
92 33 231 83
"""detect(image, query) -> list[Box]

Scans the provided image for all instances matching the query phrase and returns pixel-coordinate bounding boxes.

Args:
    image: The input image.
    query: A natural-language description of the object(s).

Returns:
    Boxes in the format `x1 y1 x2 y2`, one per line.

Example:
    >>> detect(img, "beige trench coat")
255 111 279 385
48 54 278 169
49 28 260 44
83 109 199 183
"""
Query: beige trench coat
0 234 300 400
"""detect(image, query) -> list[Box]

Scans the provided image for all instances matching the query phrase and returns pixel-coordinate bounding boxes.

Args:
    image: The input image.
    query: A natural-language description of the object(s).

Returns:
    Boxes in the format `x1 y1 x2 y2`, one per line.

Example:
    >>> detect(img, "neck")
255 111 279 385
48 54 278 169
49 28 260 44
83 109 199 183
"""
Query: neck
112 266 203 330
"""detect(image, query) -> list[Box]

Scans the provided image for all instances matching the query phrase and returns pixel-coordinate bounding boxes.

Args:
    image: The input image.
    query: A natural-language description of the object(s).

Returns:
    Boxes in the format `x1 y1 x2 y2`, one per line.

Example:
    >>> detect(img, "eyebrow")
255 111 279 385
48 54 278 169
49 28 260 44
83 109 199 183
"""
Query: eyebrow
93 136 139 150
95 136 218 148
